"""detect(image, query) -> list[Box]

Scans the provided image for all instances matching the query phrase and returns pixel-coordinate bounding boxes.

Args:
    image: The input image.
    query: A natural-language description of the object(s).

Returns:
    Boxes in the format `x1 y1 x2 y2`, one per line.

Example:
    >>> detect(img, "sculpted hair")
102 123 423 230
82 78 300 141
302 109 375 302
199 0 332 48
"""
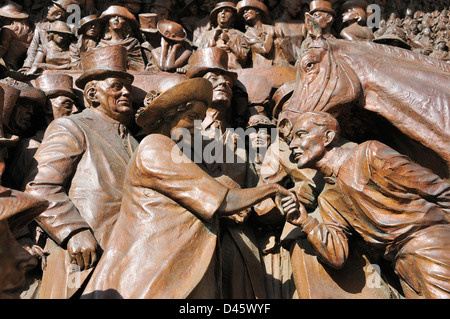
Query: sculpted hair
299 111 340 143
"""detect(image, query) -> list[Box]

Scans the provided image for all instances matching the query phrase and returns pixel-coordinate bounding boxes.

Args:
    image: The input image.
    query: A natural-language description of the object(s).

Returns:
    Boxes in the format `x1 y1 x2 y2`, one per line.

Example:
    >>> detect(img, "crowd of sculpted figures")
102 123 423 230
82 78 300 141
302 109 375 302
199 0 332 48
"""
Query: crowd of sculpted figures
0 0 449 300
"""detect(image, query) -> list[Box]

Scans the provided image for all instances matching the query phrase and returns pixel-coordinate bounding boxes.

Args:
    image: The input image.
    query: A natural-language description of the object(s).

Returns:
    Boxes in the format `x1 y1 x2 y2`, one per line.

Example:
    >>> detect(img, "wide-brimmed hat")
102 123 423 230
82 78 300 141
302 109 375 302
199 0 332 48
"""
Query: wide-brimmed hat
185 47 237 83
0 185 49 236
75 45 134 89
210 2 237 25
48 20 76 39
0 1 29 19
236 0 270 23
0 84 19 145
373 26 411 50
35 73 78 101
310 0 336 16
247 113 275 129
78 14 104 35
139 13 158 33
100 5 139 30
136 77 212 132
157 20 187 42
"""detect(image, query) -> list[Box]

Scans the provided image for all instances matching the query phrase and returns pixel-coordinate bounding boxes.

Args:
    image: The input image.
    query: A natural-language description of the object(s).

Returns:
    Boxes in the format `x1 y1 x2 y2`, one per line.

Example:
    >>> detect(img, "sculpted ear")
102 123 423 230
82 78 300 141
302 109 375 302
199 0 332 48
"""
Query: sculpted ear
278 118 293 140
324 129 336 147
84 84 99 107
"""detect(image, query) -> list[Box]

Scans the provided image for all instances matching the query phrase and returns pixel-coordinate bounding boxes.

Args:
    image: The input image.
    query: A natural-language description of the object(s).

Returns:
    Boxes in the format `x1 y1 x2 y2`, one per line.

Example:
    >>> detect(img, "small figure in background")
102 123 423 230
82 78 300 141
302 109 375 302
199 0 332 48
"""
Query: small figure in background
339 0 374 42
196 2 249 69
70 14 104 70
148 20 192 73
26 21 76 75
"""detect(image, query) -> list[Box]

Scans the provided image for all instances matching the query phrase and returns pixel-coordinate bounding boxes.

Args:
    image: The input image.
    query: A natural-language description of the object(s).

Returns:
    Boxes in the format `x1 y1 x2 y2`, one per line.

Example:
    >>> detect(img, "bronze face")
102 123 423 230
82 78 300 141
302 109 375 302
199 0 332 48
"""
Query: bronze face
289 118 329 168
94 77 134 123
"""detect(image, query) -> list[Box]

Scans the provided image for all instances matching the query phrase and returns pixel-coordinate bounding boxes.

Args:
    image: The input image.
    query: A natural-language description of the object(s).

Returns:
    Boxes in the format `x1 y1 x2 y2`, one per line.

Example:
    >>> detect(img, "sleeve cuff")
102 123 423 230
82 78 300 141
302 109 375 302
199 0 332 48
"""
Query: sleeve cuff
301 216 320 234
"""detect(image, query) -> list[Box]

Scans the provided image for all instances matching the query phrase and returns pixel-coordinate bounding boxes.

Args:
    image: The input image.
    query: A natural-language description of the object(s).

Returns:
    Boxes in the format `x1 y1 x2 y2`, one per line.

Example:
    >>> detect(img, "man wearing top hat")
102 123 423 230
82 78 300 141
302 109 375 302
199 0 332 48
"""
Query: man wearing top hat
300 0 336 54
196 1 250 70
24 45 139 299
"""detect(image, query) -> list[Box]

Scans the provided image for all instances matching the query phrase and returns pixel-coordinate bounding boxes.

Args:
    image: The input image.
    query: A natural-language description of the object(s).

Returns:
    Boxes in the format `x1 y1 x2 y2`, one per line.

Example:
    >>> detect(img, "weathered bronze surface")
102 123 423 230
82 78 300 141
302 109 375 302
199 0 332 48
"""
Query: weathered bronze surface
0 0 448 300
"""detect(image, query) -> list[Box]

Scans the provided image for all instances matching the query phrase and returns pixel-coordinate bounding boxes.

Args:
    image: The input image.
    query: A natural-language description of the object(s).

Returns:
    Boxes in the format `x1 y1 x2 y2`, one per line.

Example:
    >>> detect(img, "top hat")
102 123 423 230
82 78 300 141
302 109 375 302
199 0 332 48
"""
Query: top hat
236 0 270 23
75 45 134 89
185 47 238 83
210 2 237 25
0 1 29 19
78 14 104 35
139 13 158 33
100 5 139 30
0 84 19 146
310 0 336 16
35 73 78 101
136 77 213 133
157 20 187 42
0 185 49 236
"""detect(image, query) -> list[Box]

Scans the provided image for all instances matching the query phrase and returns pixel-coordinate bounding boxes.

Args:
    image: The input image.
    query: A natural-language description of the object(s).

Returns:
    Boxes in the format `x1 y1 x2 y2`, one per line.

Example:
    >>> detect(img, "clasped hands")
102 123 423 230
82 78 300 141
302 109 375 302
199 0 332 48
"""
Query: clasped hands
276 189 309 227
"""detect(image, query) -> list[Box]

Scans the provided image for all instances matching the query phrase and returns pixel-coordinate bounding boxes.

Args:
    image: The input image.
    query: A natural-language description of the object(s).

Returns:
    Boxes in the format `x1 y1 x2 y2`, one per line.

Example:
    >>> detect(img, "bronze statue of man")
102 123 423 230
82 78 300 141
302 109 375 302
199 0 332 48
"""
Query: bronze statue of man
284 111 450 299
24 45 139 299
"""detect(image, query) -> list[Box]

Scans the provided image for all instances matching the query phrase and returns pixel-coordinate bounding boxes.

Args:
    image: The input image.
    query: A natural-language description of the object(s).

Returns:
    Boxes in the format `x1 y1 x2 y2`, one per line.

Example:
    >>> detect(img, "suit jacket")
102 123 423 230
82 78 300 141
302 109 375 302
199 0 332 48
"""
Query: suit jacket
25 107 138 298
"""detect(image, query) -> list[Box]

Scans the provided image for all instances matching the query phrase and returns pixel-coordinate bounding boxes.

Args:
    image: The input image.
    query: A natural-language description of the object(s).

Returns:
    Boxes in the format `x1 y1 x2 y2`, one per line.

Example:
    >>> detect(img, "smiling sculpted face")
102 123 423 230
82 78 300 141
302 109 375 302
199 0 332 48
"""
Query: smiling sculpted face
94 77 134 123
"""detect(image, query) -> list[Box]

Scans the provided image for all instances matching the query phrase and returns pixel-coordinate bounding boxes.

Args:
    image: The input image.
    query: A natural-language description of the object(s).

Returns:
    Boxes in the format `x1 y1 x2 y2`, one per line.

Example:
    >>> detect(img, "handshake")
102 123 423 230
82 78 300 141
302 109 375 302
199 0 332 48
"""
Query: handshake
276 190 309 227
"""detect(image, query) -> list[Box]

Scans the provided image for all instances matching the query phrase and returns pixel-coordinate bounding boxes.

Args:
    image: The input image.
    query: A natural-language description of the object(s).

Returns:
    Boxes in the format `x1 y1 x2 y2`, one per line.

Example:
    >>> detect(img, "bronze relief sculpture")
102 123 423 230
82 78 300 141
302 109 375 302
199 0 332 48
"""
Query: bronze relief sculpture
284 111 450 299
0 0 448 301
